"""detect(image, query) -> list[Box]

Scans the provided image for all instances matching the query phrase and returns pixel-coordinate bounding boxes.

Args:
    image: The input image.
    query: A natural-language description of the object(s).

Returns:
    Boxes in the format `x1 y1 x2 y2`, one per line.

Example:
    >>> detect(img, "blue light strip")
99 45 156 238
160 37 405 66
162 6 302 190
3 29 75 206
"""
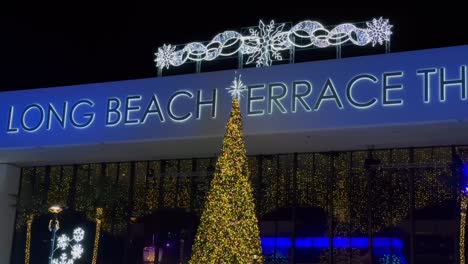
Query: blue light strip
261 237 403 250
261 237 406 264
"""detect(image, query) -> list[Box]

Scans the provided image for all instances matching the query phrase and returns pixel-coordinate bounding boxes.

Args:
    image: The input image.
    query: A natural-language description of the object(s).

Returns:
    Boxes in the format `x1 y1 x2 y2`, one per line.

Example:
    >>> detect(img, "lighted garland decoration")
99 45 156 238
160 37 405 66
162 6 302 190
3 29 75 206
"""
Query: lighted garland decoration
24 214 34 264
155 17 392 68
92 207 103 264
461 194 468 264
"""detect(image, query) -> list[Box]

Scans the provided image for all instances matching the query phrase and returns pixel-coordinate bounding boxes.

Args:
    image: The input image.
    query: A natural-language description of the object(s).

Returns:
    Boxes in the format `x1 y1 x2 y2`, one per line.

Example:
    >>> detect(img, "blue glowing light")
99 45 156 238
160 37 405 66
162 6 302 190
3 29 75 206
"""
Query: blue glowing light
260 237 403 250
462 162 468 175
261 237 406 263
462 162 468 192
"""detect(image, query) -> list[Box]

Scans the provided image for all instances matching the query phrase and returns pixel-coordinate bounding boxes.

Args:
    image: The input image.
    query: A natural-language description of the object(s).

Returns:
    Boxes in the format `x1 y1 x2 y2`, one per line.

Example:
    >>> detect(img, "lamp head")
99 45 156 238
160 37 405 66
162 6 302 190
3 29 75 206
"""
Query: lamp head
48 205 63 214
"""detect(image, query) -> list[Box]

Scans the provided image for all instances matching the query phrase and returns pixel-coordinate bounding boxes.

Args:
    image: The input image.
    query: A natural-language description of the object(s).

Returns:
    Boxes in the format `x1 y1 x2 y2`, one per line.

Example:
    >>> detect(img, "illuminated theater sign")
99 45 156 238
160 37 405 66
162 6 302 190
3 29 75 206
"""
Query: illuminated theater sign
0 45 467 151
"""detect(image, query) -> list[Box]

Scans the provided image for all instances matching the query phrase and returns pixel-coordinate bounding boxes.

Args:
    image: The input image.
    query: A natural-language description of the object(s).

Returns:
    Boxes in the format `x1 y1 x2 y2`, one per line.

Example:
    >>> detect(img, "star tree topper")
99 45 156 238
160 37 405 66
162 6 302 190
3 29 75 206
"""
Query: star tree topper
226 74 247 100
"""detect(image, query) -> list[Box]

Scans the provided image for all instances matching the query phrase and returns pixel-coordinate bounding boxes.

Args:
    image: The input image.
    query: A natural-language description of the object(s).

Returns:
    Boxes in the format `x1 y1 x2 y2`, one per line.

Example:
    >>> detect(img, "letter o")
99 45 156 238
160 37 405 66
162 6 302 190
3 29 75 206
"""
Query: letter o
21 104 45 132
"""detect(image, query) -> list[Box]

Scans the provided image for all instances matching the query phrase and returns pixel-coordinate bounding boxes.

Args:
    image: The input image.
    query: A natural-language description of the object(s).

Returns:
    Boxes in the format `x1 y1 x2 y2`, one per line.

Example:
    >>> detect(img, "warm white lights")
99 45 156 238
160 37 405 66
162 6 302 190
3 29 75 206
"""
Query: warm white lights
155 17 393 69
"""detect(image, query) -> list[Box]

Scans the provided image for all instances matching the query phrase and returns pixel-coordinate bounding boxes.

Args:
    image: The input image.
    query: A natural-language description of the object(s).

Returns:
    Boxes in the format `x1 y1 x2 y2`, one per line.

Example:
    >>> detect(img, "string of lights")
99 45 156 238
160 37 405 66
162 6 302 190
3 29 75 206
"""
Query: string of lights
460 195 467 264
15 147 459 262
92 207 103 264
24 214 33 264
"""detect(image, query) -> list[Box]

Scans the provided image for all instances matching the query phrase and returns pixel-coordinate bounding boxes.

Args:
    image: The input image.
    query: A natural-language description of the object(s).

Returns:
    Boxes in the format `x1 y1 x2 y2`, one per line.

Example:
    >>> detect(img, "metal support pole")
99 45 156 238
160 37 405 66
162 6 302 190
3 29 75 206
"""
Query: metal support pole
336 45 342 59
289 35 295 64
157 67 162 77
48 215 58 264
385 41 391 53
238 51 244 69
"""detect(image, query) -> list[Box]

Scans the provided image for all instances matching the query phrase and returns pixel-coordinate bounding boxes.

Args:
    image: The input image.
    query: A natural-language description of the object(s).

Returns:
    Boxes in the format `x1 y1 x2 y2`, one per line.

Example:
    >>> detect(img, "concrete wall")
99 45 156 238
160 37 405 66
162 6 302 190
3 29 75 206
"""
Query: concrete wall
0 164 21 264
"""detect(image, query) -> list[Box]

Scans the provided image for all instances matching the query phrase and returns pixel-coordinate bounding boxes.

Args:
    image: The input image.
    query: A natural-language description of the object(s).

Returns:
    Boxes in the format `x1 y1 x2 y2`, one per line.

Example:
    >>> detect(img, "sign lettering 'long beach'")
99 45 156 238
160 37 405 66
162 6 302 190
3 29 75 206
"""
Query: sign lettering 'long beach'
1 46 467 148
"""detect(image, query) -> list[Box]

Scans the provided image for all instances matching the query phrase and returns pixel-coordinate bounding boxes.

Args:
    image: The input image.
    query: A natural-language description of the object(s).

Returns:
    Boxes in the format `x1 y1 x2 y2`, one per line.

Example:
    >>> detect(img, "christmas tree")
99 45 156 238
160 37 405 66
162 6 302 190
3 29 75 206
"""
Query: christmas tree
189 96 263 263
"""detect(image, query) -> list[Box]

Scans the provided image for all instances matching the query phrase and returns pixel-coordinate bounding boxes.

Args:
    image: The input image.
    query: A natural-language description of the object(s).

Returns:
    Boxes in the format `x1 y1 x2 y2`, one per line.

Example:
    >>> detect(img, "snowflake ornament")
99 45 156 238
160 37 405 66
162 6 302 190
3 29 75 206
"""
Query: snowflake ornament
57 234 70 250
245 20 289 67
73 228 85 242
226 74 246 100
155 44 177 69
52 253 73 264
366 17 393 46
71 244 84 259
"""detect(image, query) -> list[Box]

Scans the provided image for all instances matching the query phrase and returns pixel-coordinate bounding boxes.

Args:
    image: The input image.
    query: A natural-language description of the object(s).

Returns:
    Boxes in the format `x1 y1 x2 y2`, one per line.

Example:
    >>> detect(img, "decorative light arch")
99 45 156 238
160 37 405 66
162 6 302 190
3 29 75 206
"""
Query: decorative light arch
155 17 393 69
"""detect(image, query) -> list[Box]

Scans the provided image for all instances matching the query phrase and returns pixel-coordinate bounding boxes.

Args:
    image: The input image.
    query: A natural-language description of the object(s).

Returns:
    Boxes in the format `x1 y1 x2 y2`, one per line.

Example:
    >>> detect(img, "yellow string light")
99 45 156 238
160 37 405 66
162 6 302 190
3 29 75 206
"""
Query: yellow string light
92 207 104 264
461 195 467 264
24 214 34 264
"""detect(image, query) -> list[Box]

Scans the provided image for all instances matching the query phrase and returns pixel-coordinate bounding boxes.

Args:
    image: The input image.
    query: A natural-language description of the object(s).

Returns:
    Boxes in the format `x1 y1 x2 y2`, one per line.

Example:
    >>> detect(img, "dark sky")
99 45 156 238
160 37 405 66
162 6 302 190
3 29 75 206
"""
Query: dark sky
0 6 466 91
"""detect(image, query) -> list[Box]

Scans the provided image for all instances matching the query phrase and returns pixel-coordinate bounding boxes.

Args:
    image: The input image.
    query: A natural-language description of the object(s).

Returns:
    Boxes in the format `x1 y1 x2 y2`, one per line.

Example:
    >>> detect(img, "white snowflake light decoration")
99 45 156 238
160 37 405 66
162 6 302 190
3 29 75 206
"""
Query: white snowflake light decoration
52 228 85 264
52 253 73 264
226 74 246 100
154 44 177 69
155 17 393 69
57 234 70 250
73 228 85 242
366 17 393 46
71 244 84 259
244 20 289 67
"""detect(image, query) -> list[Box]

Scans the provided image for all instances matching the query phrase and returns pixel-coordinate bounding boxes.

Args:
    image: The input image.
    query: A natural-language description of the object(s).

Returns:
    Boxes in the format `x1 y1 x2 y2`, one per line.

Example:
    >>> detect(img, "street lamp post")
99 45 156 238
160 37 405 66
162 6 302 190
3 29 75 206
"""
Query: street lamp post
48 205 63 264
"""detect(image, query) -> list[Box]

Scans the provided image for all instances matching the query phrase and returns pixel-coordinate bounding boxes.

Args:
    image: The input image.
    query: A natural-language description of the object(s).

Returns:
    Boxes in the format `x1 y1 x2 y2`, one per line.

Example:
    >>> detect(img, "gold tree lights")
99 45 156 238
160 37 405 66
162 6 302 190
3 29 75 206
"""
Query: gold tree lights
189 99 263 263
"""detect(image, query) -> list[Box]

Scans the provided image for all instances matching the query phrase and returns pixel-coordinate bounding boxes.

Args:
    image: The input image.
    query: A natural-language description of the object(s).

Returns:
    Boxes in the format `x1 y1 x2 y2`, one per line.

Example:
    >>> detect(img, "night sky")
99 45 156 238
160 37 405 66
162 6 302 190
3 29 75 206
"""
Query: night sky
0 6 466 91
